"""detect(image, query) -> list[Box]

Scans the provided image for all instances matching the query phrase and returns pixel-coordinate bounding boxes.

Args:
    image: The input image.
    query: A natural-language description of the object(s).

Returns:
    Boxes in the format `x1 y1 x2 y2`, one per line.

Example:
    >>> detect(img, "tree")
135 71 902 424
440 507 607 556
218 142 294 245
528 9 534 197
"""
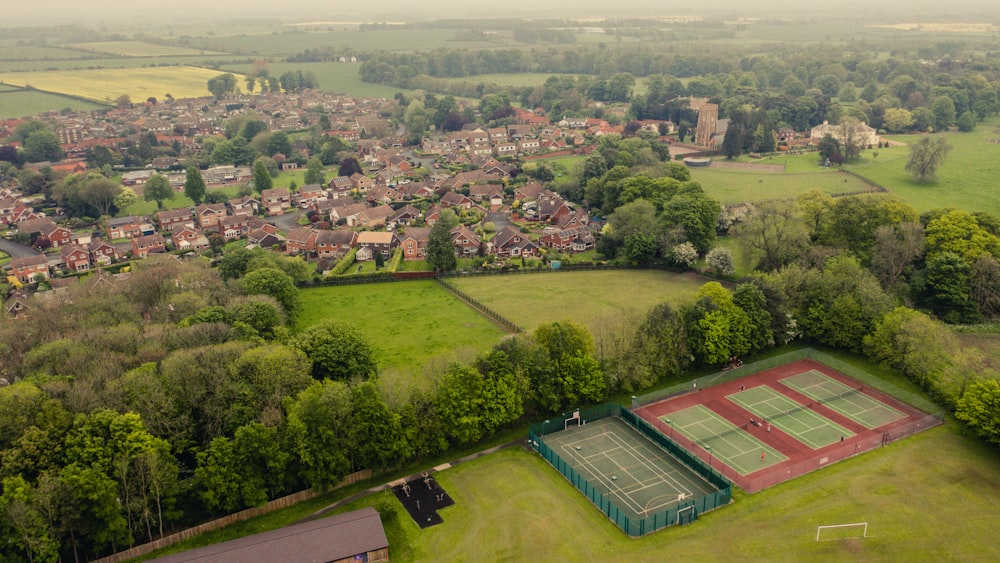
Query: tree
733 200 809 271
705 246 735 277
816 133 842 165
839 117 865 159
923 251 977 323
955 379 1000 446
924 210 1000 264
142 173 173 210
79 176 122 218
426 217 458 273
23 130 63 163
619 303 690 391
435 363 486 445
684 282 753 365
531 320 605 412
206 73 238 100
303 157 326 186
957 111 977 132
113 187 138 211
349 381 407 470
183 166 206 205
931 95 956 131
252 159 272 194
292 320 378 381
240 268 301 323
338 157 363 178
870 222 924 291
906 136 952 183
285 380 353 488
883 108 915 133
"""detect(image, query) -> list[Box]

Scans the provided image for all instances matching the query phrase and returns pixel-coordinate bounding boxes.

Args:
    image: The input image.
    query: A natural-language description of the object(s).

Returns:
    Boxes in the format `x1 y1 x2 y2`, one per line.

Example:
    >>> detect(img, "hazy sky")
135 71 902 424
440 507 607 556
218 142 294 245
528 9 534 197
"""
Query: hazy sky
6 0 1000 27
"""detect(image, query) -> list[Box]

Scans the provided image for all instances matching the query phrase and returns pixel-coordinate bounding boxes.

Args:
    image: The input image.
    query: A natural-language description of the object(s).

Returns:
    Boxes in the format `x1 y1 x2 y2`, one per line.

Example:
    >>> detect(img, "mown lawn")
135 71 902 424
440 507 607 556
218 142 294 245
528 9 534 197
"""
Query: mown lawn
449 270 705 332
316 418 1000 562
296 280 507 371
124 185 243 216
221 62 408 99
689 165 873 205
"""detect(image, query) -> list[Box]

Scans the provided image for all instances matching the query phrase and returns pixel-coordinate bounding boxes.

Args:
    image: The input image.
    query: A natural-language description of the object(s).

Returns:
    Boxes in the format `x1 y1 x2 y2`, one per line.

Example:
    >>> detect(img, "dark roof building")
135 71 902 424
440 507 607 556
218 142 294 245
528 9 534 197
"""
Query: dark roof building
151 507 388 563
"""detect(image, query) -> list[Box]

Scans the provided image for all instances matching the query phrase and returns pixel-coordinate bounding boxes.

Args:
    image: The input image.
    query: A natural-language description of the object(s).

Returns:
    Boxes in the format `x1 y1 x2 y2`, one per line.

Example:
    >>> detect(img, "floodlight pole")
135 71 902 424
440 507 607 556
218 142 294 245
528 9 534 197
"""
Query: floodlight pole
706 446 713 469
542 420 549 437
665 419 673 439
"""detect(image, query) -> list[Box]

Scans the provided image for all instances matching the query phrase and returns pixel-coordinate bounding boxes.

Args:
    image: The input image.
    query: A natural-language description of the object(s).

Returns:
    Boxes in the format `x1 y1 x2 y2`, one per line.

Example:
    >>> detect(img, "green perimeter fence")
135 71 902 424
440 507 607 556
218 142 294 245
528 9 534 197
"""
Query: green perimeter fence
529 404 732 537
636 347 942 416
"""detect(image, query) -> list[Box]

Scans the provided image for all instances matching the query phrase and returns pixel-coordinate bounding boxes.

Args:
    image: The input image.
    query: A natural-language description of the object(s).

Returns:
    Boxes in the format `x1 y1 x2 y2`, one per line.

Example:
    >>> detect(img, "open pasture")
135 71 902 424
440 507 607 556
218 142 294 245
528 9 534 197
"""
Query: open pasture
0 89 106 119
66 41 225 57
0 66 237 103
296 280 506 370
190 29 498 56
447 269 705 332
845 125 1000 217
689 166 874 205
0 45 94 61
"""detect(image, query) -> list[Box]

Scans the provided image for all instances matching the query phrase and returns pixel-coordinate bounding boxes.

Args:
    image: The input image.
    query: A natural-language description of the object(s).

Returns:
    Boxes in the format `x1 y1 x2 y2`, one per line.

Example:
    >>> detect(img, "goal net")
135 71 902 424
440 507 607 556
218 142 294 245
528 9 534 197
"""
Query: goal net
816 522 868 541
564 410 581 430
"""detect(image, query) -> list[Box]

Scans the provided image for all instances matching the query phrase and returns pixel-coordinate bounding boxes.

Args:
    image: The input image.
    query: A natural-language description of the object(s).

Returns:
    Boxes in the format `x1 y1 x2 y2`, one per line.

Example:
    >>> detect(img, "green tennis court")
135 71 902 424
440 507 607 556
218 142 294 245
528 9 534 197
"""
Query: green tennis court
663 405 786 476
727 386 854 449
781 371 907 429
543 417 717 519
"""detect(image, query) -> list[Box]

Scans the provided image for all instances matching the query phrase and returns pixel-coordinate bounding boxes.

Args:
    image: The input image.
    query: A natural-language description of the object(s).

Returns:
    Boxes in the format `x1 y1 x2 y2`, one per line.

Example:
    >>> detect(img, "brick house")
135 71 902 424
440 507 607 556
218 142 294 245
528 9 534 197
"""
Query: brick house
261 188 291 215
349 173 374 193
170 225 209 251
218 214 252 239
450 224 481 257
285 228 318 255
131 233 166 258
356 205 395 229
156 207 195 231
88 239 117 265
60 244 91 272
491 226 539 258
9 254 50 283
316 229 357 258
195 203 228 228
396 227 430 260
106 215 143 239
355 231 395 261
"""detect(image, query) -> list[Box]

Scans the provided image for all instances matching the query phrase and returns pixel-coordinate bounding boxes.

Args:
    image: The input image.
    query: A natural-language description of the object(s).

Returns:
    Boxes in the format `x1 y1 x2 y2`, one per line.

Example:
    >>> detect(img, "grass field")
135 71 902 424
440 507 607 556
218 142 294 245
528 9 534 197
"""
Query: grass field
296 281 507 370
0 46 94 61
0 89 107 119
123 185 242 216
189 29 498 56
333 421 1000 562
844 124 1000 217
689 165 874 205
449 270 706 332
0 66 240 104
67 41 224 57
222 62 408 99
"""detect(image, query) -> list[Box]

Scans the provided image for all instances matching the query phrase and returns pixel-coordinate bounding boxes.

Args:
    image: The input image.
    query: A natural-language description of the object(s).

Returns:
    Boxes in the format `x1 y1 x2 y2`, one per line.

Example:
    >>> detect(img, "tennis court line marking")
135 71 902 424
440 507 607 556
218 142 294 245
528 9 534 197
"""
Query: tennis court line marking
726 385 855 449
662 405 787 475
780 371 906 430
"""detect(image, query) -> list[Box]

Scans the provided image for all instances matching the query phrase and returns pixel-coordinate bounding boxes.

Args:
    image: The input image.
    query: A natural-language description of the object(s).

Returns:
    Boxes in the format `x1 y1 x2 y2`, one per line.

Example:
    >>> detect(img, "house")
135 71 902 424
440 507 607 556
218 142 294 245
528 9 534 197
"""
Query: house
350 173 374 193
330 202 369 226
88 239 117 265
450 224 481 257
195 203 228 229
106 215 143 239
356 204 395 229
295 184 328 208
539 227 594 253
248 227 282 248
809 120 879 147
469 184 504 202
170 225 209 252
227 195 260 216
390 204 422 227
396 227 431 260
156 208 194 231
285 228 318 255
355 231 395 261
218 214 252 239
491 226 539 258
9 254 49 283
18 218 72 248
316 229 357 258
328 176 353 197
366 185 396 205
60 244 91 272
121 169 156 185
149 507 389 563
4 291 31 320
517 139 541 153
440 192 474 210
514 182 546 202
131 233 166 258
261 188 291 215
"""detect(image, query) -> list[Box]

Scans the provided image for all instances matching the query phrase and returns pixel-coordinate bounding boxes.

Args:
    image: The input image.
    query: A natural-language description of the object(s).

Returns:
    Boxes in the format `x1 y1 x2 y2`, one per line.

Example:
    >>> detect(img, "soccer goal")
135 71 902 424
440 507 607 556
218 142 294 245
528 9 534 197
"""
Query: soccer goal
564 410 581 430
815 522 868 541
676 505 697 525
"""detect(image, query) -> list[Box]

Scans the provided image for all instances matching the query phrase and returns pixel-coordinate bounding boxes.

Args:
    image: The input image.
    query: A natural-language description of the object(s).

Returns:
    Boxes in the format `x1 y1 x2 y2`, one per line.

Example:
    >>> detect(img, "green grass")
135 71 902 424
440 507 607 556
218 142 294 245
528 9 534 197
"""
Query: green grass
327 422 1000 562
189 29 498 56
449 270 705 332
66 41 224 57
124 185 243 216
0 46 94 61
0 89 107 119
844 124 1000 217
296 281 507 370
689 165 873 205
222 62 409 99
439 72 557 88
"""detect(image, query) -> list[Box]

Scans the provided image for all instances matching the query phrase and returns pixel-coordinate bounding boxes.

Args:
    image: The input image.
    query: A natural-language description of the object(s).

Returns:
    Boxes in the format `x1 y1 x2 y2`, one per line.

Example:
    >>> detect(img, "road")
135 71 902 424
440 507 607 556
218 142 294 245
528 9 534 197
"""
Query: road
0 236 41 259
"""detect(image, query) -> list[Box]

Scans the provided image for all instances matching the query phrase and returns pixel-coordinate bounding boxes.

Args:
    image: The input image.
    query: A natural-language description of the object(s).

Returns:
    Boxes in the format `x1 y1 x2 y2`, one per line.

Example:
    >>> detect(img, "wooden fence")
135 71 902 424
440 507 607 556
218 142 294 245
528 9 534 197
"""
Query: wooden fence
92 469 372 563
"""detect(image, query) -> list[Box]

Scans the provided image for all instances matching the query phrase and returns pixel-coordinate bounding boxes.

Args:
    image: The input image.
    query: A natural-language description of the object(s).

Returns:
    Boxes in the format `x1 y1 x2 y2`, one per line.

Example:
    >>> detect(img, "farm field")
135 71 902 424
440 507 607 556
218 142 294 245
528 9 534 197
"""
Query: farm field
0 89 107 119
0 56 233 73
296 280 507 370
449 270 705 332
0 45 95 61
221 62 407 99
844 124 1000 217
188 29 498 56
329 420 1000 562
66 41 224 57
0 66 239 103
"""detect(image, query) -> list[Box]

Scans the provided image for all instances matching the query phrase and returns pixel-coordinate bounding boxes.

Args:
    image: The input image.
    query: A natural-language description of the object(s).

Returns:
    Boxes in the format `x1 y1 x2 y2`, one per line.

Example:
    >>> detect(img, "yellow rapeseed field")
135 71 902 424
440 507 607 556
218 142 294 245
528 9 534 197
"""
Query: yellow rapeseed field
0 66 243 103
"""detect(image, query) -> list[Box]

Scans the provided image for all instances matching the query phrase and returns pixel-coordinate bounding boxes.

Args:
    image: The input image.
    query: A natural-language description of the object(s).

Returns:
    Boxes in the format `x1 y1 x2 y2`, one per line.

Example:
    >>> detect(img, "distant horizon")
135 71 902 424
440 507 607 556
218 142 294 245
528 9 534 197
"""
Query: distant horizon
4 1 1000 28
